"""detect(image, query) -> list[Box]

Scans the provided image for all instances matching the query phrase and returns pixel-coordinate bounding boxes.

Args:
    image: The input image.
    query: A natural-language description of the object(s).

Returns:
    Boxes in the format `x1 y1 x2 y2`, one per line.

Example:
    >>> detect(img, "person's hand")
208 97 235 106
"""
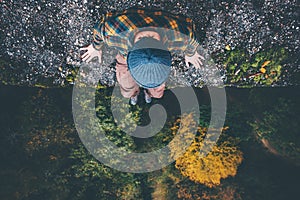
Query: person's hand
80 44 102 63
185 51 204 69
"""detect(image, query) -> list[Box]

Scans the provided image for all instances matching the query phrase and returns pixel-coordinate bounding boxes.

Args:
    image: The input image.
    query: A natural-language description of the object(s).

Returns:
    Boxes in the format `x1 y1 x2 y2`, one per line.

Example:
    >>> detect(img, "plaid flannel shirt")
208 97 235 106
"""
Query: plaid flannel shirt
92 7 199 57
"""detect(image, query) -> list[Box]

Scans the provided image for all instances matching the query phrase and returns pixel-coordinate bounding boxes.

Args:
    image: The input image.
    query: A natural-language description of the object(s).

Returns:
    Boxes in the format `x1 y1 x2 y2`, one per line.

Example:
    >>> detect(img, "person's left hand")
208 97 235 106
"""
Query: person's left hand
185 51 205 69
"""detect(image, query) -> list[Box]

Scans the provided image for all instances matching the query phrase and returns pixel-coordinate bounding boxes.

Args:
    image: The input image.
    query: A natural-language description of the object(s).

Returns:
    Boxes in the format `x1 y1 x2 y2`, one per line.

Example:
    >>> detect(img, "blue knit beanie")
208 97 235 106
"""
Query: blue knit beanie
127 38 171 89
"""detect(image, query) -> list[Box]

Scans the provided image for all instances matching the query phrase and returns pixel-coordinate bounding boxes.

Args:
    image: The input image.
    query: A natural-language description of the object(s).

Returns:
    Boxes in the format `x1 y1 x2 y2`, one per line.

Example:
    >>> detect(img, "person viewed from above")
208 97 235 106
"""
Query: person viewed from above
81 7 203 105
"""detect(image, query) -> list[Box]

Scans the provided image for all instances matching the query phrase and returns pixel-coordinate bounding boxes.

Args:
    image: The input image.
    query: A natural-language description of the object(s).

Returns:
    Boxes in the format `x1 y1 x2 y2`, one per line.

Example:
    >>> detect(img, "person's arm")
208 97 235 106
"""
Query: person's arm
92 23 104 51
184 30 199 57
80 21 104 63
184 23 204 69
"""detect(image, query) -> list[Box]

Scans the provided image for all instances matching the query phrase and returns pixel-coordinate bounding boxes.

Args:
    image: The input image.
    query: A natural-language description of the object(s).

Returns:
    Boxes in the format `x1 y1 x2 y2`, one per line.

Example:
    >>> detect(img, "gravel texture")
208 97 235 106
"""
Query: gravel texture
0 0 299 86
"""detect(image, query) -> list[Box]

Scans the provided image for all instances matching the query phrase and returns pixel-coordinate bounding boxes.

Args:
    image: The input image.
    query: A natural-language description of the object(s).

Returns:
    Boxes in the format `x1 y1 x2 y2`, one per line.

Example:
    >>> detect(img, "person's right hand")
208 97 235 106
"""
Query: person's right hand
80 44 102 63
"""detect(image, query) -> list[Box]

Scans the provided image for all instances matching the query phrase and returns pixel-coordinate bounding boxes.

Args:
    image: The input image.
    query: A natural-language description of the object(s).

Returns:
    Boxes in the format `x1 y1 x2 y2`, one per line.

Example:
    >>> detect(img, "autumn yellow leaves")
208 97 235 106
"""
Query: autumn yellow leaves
170 113 243 188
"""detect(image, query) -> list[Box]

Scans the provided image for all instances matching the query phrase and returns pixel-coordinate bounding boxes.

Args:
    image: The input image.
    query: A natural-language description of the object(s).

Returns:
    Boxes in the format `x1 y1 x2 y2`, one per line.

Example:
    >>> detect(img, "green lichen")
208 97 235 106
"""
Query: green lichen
65 66 80 85
222 47 287 86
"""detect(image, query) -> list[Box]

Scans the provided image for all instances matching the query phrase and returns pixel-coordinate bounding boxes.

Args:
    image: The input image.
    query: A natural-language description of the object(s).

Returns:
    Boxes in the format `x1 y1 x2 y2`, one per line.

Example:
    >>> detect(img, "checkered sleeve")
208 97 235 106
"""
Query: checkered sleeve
184 22 199 57
92 17 105 50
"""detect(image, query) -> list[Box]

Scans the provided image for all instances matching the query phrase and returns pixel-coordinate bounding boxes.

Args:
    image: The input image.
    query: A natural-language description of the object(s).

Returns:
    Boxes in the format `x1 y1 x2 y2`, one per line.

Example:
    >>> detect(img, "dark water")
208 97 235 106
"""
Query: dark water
0 85 299 199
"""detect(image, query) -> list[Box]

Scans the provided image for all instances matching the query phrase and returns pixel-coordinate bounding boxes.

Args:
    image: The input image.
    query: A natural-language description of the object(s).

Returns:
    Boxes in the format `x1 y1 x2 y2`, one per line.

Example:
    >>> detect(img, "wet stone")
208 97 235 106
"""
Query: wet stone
0 0 299 87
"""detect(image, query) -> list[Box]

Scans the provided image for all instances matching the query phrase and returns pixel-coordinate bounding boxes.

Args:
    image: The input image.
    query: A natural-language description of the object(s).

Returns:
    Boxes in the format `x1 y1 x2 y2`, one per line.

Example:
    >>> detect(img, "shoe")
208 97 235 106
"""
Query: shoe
130 95 138 105
144 90 152 104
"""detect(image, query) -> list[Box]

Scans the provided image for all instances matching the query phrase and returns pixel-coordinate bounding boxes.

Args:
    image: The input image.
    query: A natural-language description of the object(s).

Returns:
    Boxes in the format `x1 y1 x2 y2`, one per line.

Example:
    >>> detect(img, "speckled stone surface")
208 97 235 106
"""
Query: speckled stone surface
0 0 299 86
